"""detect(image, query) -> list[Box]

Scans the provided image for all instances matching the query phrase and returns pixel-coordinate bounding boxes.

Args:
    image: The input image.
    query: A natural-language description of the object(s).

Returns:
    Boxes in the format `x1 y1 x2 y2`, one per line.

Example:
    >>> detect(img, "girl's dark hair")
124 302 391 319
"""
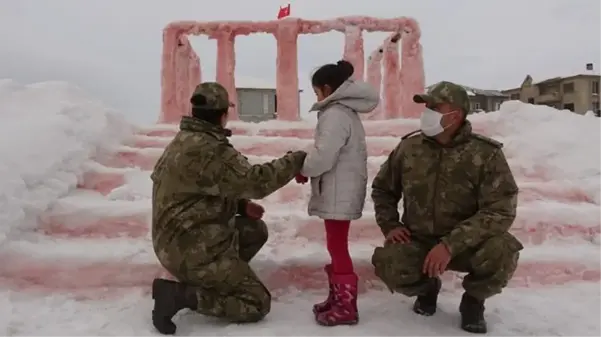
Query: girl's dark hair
311 59 354 93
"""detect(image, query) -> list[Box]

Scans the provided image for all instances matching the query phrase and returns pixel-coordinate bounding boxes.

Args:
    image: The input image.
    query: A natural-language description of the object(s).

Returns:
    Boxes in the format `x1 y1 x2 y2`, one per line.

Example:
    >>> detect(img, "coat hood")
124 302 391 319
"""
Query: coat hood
310 80 379 114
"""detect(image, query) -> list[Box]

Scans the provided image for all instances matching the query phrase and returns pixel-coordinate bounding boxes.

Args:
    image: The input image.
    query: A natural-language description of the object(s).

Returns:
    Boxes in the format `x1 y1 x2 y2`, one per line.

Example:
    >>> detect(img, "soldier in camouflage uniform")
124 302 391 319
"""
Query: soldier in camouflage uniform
370 81 522 334
150 82 307 335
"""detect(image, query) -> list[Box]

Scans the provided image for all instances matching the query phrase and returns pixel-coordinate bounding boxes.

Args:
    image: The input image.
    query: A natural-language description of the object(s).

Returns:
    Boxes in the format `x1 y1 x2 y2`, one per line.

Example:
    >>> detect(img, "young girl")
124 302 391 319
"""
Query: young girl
296 60 379 326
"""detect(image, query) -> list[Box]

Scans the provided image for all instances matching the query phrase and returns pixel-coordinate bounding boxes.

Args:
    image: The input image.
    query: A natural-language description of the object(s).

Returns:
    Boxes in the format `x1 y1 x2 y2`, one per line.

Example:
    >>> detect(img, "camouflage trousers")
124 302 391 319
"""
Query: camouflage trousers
171 216 271 323
371 232 522 300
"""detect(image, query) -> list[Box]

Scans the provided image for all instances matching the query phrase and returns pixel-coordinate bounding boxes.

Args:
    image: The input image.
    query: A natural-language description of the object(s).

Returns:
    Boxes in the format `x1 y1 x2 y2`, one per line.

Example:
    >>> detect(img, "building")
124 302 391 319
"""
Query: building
235 77 302 122
502 67 600 115
427 82 508 113
236 87 278 122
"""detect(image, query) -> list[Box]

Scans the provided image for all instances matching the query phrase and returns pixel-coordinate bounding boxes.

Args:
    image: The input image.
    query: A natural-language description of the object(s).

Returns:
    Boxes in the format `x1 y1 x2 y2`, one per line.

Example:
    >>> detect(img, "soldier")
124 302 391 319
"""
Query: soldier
150 82 307 335
370 81 522 334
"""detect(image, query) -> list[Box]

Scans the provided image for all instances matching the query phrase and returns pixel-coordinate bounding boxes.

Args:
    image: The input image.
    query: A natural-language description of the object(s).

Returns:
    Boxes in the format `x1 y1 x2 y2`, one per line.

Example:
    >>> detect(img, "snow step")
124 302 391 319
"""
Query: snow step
135 120 492 139
129 134 400 157
78 163 599 208
38 196 600 245
87 156 386 184
137 122 419 139
38 214 599 245
0 242 598 295
98 149 388 174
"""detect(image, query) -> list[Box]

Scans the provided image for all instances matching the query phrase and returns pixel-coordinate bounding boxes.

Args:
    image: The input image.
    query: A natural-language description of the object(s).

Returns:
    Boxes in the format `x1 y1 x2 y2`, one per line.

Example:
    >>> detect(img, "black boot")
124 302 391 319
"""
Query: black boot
459 292 487 334
152 278 198 335
412 277 442 316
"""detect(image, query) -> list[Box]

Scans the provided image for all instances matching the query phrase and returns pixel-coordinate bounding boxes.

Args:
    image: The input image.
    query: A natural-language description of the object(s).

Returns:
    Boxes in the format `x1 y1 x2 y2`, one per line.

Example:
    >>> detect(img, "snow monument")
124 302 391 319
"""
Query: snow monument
4 16 598 308
159 16 425 122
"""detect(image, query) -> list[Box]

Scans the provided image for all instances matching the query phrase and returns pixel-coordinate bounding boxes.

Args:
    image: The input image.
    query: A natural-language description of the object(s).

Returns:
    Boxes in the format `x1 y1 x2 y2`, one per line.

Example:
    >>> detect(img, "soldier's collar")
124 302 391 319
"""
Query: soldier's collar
452 120 472 144
179 116 232 138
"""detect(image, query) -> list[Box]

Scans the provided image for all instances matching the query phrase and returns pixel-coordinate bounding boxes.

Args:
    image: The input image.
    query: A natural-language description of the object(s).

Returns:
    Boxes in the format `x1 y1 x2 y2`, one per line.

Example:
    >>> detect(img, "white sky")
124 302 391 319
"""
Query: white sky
0 0 599 124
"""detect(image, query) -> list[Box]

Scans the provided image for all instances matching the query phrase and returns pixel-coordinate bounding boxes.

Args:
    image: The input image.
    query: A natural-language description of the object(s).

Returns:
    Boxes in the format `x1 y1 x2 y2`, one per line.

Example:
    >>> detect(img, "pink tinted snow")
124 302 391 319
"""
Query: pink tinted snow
160 16 425 123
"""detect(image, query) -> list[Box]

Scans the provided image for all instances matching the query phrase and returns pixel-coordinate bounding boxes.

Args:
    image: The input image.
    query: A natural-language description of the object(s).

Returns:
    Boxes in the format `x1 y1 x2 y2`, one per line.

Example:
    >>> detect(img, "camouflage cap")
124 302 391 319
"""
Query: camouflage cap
413 81 470 114
190 82 235 110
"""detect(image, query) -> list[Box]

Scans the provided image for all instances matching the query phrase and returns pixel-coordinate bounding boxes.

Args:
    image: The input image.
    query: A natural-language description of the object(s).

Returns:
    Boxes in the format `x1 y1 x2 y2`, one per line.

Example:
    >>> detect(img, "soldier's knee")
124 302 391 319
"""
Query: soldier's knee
257 289 271 317
230 288 271 323
472 233 522 277
372 242 425 290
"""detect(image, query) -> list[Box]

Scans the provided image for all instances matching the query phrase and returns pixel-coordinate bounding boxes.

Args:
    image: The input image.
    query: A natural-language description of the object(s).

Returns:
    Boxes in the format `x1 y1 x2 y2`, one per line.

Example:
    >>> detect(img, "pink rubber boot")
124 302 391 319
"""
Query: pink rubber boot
312 264 334 314
315 273 359 326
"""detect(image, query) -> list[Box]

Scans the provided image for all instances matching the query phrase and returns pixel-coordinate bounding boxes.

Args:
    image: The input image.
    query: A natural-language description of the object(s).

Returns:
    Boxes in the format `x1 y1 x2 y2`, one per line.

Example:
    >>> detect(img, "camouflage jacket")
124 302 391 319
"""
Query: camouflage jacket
371 120 519 256
150 116 306 264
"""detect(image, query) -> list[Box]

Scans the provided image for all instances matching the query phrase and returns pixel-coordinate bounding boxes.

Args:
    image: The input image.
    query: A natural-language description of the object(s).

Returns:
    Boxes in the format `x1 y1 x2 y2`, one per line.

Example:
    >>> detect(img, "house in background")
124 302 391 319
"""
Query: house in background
426 82 508 113
502 64 600 115
235 78 302 122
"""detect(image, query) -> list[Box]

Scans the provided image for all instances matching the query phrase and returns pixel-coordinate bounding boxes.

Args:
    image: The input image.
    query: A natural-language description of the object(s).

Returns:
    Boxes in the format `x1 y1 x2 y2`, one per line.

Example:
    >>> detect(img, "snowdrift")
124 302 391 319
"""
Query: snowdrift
0 80 133 244
0 79 599 335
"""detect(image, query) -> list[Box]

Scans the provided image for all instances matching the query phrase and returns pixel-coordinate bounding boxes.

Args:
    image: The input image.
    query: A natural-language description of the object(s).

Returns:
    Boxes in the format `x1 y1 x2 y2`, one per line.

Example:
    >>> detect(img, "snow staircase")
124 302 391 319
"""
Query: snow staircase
4 120 599 299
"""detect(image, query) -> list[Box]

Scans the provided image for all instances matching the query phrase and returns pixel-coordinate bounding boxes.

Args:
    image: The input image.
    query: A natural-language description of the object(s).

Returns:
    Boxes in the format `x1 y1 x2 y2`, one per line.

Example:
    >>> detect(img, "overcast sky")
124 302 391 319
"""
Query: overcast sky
0 0 599 124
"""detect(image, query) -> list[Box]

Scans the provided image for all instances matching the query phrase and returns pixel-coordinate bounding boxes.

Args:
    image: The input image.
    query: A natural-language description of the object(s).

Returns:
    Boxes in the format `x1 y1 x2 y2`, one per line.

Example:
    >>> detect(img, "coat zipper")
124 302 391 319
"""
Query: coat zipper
431 149 443 234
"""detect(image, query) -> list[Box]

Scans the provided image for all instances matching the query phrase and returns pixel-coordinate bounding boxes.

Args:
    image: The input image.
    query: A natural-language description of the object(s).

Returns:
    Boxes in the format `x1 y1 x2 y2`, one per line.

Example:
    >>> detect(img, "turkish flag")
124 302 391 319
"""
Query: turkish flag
277 4 291 19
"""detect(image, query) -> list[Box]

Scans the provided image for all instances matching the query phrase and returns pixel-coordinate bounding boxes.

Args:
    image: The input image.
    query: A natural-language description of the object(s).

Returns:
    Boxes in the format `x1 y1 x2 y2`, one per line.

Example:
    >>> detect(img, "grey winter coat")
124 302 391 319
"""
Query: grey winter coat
301 80 379 220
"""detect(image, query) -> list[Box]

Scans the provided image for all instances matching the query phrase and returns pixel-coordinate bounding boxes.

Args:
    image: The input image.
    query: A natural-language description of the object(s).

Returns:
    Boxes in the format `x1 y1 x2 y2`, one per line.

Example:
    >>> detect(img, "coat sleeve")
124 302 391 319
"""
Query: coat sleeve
371 142 404 237
196 145 307 200
440 149 519 256
300 110 350 177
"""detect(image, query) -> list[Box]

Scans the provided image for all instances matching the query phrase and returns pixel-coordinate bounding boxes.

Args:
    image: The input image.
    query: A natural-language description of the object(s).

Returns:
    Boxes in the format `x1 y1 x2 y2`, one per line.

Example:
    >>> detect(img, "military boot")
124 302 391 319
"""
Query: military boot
152 278 198 335
412 277 441 316
459 292 487 334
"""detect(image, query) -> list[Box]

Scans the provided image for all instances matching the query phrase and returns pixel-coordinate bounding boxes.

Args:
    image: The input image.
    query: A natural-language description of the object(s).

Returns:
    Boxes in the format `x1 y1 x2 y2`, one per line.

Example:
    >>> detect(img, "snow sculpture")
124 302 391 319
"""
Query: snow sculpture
160 16 425 123
364 32 400 120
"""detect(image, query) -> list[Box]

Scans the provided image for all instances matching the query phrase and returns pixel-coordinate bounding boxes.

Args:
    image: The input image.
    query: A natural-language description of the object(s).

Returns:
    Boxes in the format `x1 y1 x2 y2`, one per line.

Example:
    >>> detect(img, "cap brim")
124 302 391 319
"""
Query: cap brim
413 94 433 104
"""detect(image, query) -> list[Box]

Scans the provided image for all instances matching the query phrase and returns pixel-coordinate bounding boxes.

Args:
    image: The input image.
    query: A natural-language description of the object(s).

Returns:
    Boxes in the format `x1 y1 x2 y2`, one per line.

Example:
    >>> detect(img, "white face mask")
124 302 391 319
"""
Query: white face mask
419 108 445 136
419 108 459 136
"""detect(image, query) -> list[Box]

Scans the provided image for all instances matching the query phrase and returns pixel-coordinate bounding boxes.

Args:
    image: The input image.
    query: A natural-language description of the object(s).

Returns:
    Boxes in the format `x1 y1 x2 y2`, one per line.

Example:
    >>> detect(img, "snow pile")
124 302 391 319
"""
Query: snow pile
474 101 601 203
0 79 133 244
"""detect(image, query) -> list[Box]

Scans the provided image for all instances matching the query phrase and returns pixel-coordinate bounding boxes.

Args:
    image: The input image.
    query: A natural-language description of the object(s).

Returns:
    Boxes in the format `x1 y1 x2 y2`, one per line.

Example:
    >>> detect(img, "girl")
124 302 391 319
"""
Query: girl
296 60 379 326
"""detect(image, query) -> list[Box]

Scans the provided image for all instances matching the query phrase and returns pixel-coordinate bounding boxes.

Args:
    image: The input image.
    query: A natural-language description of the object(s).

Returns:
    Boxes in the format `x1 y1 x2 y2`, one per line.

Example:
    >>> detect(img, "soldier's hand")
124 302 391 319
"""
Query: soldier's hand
423 243 451 278
385 226 411 244
245 201 265 220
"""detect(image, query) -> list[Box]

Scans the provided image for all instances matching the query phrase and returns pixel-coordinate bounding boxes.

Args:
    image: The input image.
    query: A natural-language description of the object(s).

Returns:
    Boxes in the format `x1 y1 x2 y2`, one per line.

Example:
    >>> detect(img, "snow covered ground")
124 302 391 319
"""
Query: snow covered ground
0 79 600 335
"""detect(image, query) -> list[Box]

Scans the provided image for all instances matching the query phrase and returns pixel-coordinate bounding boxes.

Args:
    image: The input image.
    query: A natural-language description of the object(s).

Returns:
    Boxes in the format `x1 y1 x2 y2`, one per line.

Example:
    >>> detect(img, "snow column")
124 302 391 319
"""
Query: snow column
364 48 384 120
382 38 402 119
343 25 364 80
159 26 180 123
399 29 426 119
175 36 196 117
275 19 300 121
215 31 238 120
189 50 202 105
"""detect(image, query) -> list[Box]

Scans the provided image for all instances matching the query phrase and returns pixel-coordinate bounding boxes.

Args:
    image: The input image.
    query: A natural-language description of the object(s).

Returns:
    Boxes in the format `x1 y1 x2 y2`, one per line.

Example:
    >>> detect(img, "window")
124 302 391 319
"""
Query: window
593 102 600 117
262 93 270 114
471 102 480 111
495 102 501 110
563 82 575 93
528 98 535 104
593 81 600 94
563 103 575 112
510 93 520 100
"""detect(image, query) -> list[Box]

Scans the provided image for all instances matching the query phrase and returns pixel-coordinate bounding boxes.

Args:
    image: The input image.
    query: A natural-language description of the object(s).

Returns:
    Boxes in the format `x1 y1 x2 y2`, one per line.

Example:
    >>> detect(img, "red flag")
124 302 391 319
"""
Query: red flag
277 4 291 19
